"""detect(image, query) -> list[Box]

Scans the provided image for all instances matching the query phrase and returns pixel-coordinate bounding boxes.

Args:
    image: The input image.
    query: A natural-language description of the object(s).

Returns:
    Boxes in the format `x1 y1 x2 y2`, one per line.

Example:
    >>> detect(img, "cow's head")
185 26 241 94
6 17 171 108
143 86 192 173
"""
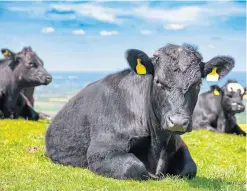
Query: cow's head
210 80 246 114
125 44 234 134
1 47 52 87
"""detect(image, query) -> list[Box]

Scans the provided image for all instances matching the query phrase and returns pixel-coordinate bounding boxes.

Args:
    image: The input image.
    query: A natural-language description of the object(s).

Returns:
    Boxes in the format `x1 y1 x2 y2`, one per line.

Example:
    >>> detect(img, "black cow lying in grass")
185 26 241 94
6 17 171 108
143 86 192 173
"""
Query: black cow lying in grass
192 80 246 136
46 43 234 180
0 47 52 120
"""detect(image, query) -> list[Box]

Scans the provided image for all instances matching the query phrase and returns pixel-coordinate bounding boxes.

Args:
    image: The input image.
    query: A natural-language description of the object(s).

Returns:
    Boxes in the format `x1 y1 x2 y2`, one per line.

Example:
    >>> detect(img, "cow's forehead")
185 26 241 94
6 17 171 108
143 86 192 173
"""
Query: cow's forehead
174 64 201 84
225 82 244 94
159 43 203 60
18 49 42 63
18 48 44 66
158 44 202 71
157 44 202 74
157 62 201 87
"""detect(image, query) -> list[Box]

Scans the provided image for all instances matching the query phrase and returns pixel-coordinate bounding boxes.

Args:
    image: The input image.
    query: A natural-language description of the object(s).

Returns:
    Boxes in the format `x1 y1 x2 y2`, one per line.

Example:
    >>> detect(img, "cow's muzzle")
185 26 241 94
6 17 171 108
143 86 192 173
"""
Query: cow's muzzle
43 75 52 85
231 102 245 113
166 114 191 133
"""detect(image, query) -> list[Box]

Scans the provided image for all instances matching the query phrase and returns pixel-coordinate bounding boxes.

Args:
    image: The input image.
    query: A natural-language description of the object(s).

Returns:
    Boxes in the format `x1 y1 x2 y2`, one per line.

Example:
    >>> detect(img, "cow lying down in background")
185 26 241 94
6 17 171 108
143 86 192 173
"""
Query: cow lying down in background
192 80 246 136
0 47 52 120
46 43 234 181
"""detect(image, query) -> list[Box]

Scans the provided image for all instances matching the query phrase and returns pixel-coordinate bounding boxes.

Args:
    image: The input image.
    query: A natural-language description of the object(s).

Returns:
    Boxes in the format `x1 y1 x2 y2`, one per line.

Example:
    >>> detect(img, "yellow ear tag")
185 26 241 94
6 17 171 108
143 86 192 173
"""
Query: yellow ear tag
206 67 219 82
213 89 220 96
3 50 9 57
136 58 147 75
243 92 247 99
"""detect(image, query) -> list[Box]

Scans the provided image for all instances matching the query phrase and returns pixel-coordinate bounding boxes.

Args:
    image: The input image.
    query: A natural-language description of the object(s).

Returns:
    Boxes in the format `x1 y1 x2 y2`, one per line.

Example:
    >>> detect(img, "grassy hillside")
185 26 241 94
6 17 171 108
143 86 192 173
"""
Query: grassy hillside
0 120 246 191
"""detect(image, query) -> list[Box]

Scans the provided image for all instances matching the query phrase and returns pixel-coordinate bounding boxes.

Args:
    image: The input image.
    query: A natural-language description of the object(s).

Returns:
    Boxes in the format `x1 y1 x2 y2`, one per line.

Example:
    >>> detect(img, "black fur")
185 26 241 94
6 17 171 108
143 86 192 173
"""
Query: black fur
0 47 52 120
45 43 234 180
192 80 246 136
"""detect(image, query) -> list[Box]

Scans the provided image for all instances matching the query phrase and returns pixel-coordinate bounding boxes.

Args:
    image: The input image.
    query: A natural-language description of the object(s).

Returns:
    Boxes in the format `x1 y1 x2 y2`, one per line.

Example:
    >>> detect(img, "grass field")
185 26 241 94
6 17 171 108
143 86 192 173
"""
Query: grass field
0 120 246 191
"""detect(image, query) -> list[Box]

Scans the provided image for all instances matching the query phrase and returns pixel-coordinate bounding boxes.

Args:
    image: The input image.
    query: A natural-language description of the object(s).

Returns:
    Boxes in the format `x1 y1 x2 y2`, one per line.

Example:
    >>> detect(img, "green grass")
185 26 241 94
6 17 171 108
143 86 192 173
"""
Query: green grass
0 120 246 191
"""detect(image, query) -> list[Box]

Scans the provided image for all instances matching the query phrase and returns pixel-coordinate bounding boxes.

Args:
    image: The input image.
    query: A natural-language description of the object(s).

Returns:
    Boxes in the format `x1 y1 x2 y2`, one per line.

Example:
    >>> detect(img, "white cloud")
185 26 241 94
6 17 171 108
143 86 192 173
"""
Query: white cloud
140 30 152 35
41 27 55 33
99 30 119 36
51 3 123 23
164 24 184 30
132 2 245 25
133 6 201 23
72 29 85 36
8 1 245 26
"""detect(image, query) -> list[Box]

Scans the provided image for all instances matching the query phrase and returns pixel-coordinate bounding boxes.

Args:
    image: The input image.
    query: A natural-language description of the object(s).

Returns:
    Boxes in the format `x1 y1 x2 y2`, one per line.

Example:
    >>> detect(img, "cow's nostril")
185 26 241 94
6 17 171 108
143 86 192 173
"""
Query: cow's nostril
182 119 189 126
167 115 189 127
46 75 52 81
168 116 174 125
238 104 245 110
167 114 190 132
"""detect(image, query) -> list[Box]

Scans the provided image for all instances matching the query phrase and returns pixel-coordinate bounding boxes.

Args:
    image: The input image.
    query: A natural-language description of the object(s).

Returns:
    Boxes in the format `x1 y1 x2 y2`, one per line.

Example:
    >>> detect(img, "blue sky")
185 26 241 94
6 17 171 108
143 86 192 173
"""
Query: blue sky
0 1 245 72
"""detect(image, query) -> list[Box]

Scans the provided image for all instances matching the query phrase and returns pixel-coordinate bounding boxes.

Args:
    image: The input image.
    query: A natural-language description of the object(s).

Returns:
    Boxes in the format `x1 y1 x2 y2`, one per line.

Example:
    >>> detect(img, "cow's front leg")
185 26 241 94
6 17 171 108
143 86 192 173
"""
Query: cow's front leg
20 104 39 121
217 118 227 133
3 97 18 119
0 110 4 118
197 120 220 132
87 143 150 180
233 124 246 136
166 140 197 179
155 148 167 177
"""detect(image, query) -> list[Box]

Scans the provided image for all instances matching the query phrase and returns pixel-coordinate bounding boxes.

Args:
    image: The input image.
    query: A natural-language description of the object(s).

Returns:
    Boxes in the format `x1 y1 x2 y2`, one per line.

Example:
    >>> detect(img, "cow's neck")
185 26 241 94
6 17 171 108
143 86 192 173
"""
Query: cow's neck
218 110 236 132
144 77 172 172
5 75 23 105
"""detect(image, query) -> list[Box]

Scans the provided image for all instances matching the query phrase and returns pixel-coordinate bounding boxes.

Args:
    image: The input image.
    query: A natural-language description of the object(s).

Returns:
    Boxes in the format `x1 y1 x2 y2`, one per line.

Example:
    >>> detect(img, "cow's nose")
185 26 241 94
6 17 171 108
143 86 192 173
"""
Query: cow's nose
237 104 245 111
167 115 189 132
45 75 52 84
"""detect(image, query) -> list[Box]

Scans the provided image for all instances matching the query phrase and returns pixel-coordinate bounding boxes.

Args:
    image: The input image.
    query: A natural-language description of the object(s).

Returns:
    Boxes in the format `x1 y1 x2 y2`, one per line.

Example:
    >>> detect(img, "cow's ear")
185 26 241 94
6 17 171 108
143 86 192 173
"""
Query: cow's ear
1 49 16 60
125 49 153 75
1 49 19 70
200 56 234 81
210 85 221 96
242 88 247 99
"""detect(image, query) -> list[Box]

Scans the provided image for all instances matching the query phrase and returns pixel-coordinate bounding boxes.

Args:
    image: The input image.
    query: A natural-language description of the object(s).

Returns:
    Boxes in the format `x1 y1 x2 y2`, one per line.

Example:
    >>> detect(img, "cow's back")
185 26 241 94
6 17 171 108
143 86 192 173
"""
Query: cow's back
45 75 105 167
45 69 151 167
192 91 222 129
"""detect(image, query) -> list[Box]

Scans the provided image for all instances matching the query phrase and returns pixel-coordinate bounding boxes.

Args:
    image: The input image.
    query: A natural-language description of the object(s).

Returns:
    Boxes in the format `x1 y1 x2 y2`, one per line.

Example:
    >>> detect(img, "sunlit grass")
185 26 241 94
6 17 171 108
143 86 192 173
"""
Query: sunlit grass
0 119 246 191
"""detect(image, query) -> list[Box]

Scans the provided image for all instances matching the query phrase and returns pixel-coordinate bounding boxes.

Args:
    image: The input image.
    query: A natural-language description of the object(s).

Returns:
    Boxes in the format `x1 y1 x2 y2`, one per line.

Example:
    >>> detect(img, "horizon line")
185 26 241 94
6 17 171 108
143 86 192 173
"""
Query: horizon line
48 69 246 73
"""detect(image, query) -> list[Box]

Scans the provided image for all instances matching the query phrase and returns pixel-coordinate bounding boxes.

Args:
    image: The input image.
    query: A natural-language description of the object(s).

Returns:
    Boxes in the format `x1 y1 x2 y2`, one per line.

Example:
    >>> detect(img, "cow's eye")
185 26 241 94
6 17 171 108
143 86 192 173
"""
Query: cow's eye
155 78 171 91
227 94 233 98
29 62 34 67
153 57 159 64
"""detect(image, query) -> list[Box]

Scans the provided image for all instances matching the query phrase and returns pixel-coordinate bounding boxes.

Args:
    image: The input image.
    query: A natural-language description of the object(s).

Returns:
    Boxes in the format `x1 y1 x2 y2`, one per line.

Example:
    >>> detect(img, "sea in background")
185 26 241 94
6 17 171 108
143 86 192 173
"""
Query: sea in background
34 71 246 123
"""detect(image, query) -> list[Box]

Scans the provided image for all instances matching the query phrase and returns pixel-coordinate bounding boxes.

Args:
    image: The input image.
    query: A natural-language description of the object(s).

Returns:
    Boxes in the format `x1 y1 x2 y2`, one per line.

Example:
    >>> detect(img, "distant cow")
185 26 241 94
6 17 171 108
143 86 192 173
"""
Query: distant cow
192 80 246 136
46 44 234 180
0 47 52 120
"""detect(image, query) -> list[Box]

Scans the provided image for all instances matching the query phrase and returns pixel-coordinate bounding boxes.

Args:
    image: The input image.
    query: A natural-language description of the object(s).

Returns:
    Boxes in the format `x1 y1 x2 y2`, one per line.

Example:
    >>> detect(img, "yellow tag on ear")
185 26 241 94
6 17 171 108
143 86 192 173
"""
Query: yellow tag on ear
206 67 219 82
136 58 147 75
213 89 220 96
2 50 9 57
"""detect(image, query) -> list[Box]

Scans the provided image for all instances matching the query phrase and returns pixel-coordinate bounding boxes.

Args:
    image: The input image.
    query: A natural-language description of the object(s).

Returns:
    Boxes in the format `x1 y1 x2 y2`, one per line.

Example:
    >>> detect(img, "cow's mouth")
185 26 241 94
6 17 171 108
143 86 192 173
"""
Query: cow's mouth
173 131 186 135
231 103 245 113
169 126 187 133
